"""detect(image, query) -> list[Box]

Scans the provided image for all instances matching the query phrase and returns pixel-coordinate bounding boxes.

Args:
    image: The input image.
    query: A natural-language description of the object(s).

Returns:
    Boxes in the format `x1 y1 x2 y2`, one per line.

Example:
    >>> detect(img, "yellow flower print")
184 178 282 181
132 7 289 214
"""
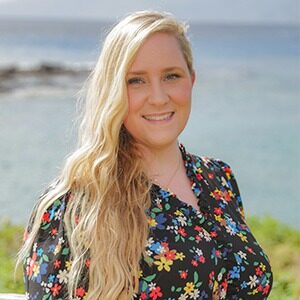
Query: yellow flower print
215 215 223 223
175 252 185 261
54 243 62 255
174 210 183 216
154 256 173 272
148 218 157 227
65 260 72 271
237 232 248 242
184 282 195 294
138 270 143 279
212 280 219 294
260 263 266 272
32 263 40 277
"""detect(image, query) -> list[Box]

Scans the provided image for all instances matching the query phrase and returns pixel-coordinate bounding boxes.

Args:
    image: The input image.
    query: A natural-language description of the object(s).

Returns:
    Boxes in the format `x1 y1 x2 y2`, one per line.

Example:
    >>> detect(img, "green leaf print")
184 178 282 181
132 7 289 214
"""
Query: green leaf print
165 203 171 210
62 247 69 256
42 254 49 262
143 273 156 282
194 271 199 283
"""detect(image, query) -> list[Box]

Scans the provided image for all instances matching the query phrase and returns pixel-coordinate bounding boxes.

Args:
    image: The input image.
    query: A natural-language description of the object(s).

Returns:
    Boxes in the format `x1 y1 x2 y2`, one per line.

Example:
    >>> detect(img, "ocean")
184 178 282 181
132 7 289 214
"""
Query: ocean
0 18 299 227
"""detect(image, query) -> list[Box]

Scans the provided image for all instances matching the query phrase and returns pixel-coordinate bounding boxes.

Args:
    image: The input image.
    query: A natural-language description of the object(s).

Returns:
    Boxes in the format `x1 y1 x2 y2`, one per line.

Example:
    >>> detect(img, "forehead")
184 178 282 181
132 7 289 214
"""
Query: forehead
128 32 187 71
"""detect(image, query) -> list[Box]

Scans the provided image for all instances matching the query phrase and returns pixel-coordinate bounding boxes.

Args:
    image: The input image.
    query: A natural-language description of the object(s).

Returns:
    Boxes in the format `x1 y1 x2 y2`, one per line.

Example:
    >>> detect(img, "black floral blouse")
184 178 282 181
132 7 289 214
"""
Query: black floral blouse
23 144 273 300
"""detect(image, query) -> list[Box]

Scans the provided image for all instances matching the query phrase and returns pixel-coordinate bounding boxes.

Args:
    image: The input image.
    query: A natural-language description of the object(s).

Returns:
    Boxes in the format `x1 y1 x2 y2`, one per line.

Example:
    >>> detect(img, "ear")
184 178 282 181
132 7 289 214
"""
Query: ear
191 70 196 86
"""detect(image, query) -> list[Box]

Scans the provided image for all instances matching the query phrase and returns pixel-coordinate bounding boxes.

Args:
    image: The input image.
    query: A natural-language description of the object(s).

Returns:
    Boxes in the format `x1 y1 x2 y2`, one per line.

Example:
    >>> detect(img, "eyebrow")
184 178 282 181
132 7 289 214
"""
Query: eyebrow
127 67 183 76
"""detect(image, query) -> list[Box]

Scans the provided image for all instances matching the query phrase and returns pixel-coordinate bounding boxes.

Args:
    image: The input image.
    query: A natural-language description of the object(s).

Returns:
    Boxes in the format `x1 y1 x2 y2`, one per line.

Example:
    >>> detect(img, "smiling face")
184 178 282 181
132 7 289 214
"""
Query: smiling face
124 32 195 149
124 32 195 152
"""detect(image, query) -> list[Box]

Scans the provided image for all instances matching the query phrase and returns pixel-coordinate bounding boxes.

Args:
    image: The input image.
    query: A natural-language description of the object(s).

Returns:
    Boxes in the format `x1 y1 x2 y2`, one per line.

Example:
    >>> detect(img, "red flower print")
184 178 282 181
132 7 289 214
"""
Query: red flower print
256 267 263 276
246 246 254 254
42 212 50 222
210 231 218 238
209 271 215 285
196 173 203 180
214 207 223 215
149 286 162 299
165 250 176 260
263 284 270 295
141 292 147 300
51 283 62 296
194 225 201 232
208 173 214 179
223 190 232 202
53 259 61 269
221 279 228 291
199 256 206 263
76 287 86 298
223 166 232 175
257 284 263 292
179 270 188 279
212 189 222 200
178 227 187 237
161 242 169 249
191 259 198 267
51 227 58 236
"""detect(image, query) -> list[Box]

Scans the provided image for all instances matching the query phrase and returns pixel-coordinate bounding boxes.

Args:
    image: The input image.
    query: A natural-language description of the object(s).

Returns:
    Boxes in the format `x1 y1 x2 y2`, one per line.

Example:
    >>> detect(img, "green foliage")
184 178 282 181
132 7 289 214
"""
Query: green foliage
0 217 299 298
0 220 25 293
247 216 300 299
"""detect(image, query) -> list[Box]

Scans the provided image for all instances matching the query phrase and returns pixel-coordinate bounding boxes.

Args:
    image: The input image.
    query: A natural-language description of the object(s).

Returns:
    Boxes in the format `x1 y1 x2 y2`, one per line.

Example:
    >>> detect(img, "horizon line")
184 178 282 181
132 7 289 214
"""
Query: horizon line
0 14 299 27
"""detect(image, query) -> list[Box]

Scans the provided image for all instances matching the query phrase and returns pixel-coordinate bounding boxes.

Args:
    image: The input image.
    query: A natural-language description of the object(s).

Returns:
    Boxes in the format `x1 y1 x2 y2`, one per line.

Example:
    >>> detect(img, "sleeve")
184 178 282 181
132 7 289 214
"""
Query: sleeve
215 159 246 221
23 194 71 299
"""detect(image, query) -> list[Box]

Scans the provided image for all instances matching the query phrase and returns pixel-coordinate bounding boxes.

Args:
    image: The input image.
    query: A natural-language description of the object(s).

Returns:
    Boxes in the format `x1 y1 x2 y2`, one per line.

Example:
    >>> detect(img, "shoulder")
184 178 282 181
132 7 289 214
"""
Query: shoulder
187 150 234 179
40 191 71 224
26 191 72 242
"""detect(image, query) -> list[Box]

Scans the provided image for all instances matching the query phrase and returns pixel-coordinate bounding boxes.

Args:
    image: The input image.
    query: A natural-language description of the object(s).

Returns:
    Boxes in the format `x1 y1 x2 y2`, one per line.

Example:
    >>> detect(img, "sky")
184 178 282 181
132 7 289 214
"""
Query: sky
0 0 299 25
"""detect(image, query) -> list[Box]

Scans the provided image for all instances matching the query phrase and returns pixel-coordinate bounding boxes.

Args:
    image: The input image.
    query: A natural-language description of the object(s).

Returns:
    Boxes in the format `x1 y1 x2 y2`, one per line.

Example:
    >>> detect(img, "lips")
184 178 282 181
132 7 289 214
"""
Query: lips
143 112 174 121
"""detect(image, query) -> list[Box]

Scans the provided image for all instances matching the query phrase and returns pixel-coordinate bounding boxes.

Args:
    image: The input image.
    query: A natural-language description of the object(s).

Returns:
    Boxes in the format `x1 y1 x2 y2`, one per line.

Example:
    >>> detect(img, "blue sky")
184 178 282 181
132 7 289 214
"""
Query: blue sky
0 0 299 24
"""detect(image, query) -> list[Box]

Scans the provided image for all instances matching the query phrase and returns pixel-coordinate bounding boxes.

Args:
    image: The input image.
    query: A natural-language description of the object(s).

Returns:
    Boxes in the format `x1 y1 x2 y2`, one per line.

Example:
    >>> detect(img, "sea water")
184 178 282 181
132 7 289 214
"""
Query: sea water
0 19 299 227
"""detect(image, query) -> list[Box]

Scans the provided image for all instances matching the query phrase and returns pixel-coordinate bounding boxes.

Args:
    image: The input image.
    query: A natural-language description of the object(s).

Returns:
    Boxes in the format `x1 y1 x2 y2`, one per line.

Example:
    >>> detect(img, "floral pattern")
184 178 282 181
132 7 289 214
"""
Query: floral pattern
24 144 273 299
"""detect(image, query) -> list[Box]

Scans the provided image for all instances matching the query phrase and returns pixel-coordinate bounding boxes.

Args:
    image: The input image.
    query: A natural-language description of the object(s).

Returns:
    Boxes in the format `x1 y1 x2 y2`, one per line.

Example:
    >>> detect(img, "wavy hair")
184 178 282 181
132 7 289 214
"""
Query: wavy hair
18 10 194 299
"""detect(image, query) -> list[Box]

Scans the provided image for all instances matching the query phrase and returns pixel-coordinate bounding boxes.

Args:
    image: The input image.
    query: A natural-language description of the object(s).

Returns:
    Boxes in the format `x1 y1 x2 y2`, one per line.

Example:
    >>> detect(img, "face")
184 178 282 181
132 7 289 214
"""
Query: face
124 32 195 151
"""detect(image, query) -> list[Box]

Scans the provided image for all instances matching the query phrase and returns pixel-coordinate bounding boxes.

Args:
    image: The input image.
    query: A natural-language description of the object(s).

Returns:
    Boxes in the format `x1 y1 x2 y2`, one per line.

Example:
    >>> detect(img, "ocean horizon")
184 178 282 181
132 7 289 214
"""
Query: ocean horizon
0 18 299 227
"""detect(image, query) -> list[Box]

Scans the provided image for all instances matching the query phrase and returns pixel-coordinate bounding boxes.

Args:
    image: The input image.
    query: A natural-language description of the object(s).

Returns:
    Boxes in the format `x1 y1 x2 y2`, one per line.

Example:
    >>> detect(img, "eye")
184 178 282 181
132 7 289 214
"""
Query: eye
127 77 145 85
164 73 181 81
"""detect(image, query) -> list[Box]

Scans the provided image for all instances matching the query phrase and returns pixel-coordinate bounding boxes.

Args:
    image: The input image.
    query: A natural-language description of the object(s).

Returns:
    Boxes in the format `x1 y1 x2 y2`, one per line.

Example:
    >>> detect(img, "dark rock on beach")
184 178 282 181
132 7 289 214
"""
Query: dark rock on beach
0 63 90 94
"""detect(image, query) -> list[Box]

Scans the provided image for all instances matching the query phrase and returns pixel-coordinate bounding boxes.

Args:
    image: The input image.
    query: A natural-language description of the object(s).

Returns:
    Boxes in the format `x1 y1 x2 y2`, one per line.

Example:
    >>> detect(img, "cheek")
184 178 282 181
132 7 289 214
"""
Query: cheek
123 94 143 131
172 85 193 107
126 88 146 113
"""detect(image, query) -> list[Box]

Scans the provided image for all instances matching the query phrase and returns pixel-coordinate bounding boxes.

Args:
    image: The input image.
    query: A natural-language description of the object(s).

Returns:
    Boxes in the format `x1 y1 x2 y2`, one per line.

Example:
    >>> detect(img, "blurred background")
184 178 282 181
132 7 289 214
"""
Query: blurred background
0 0 299 226
0 0 299 297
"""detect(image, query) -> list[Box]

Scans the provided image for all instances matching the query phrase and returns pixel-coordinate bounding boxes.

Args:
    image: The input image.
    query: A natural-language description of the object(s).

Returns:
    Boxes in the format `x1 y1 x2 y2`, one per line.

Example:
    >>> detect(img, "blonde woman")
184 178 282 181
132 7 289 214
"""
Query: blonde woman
19 11 273 300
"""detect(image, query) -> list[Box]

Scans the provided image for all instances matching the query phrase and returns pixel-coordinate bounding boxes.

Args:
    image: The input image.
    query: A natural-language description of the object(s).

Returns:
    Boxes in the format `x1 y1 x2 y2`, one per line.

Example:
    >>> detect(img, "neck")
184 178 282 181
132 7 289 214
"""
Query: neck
138 141 182 181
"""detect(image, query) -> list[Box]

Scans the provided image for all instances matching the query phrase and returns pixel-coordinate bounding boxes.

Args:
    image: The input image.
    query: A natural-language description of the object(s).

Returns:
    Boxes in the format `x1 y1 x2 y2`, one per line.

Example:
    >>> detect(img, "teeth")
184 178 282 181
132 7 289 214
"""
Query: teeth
143 112 173 121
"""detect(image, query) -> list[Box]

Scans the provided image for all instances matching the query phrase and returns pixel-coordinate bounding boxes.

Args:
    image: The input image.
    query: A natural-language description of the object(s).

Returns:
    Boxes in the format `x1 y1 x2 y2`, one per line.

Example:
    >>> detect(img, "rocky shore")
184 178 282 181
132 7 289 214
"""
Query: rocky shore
0 63 90 93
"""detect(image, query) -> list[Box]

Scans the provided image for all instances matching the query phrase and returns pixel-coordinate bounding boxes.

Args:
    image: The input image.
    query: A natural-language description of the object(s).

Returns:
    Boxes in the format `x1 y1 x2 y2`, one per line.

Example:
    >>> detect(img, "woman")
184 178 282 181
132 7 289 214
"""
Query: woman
19 11 273 300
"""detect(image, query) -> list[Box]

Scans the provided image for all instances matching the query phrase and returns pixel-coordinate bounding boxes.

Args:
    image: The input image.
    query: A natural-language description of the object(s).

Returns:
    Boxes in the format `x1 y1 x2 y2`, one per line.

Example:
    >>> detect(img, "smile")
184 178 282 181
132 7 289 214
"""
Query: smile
143 112 174 121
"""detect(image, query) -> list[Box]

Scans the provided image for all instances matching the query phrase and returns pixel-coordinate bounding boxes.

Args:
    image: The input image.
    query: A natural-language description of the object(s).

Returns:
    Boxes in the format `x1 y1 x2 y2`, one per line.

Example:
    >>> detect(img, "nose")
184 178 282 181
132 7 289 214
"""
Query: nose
148 80 169 105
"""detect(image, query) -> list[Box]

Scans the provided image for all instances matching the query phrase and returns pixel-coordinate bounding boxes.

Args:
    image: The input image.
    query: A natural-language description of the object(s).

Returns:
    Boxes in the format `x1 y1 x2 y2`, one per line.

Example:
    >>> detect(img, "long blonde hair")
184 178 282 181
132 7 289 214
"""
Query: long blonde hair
18 10 194 299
